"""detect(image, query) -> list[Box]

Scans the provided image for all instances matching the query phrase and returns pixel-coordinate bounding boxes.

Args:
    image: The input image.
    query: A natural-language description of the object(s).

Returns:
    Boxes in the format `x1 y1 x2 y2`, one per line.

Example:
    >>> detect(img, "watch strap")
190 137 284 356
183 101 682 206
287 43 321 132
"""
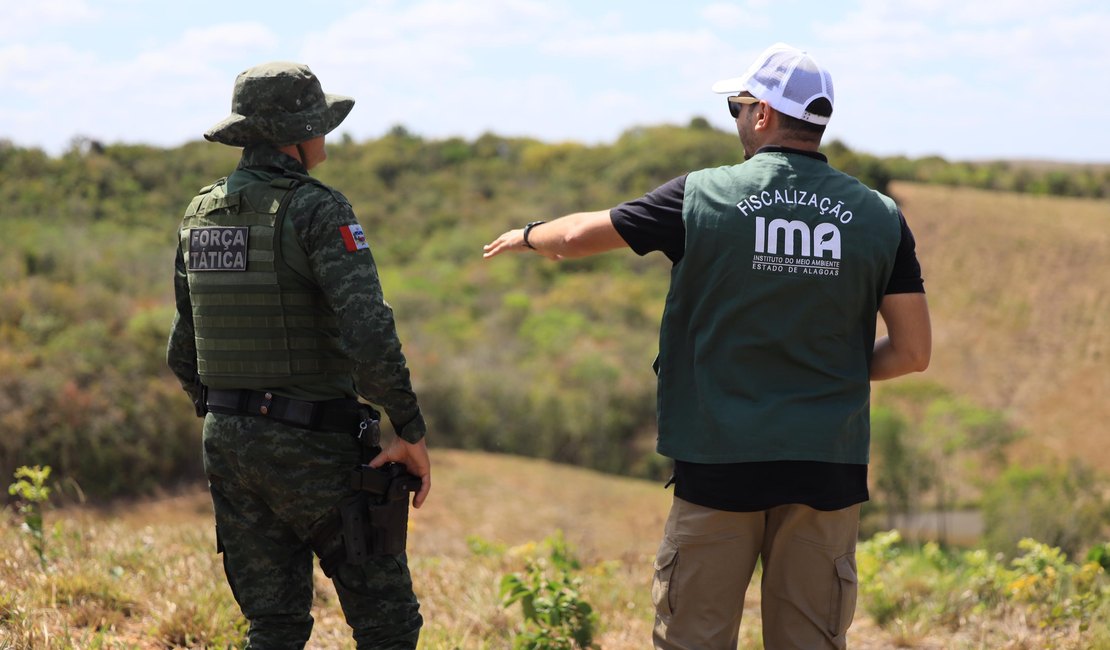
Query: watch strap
522 220 546 249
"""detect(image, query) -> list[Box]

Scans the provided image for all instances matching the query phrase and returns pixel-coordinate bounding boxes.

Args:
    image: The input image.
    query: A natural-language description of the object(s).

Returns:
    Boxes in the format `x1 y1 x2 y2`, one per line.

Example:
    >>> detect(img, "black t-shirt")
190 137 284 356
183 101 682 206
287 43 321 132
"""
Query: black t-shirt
611 146 925 512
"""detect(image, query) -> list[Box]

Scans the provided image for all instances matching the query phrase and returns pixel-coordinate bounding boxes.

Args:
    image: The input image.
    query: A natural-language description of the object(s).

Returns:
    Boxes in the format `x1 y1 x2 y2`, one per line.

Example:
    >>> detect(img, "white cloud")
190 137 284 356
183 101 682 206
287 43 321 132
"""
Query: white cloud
0 21 283 152
819 2 1110 131
0 43 92 96
296 0 744 144
848 0 1092 24
541 29 728 69
1 0 1108 160
700 2 770 29
299 0 569 108
0 0 99 39
304 0 562 62
159 23 279 64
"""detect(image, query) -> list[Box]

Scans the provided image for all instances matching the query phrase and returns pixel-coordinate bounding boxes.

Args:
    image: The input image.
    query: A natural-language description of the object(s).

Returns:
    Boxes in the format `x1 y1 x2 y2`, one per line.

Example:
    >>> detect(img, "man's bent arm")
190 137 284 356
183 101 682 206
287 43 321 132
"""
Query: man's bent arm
871 292 932 380
483 210 627 260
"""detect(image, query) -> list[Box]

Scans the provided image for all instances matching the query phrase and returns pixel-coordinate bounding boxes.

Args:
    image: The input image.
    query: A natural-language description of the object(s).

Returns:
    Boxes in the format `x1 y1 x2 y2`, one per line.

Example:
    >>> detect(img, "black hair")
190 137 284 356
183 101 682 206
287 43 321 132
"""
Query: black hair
776 97 832 140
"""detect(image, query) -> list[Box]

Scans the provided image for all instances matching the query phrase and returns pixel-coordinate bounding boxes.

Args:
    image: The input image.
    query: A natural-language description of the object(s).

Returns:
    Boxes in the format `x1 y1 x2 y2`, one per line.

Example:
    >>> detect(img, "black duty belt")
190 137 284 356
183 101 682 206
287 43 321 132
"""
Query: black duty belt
206 389 370 434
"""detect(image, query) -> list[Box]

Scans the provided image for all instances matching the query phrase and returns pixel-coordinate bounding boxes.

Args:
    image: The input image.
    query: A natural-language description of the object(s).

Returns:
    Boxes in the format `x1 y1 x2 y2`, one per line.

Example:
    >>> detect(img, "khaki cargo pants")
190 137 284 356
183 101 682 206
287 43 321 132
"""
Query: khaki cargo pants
652 497 860 650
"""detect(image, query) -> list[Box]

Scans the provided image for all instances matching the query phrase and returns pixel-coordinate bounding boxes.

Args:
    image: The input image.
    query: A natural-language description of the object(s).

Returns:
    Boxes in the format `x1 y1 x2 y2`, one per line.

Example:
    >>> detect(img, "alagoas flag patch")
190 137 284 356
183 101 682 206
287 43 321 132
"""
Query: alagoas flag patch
340 224 369 252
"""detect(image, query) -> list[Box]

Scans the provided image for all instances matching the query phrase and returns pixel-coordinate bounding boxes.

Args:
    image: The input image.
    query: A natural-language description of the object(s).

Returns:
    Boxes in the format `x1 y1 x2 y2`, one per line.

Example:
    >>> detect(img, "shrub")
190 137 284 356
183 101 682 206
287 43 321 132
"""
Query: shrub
500 532 598 649
982 462 1108 559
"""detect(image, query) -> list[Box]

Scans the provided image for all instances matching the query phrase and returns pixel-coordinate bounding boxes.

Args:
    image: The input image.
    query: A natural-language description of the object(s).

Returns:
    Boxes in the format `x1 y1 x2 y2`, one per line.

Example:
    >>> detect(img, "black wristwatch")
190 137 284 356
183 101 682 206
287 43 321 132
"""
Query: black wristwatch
522 220 546 249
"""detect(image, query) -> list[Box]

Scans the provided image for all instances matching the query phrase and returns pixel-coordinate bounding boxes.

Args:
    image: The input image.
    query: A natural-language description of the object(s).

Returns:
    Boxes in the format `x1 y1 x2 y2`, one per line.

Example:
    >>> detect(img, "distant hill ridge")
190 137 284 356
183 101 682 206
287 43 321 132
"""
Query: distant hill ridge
0 127 1106 500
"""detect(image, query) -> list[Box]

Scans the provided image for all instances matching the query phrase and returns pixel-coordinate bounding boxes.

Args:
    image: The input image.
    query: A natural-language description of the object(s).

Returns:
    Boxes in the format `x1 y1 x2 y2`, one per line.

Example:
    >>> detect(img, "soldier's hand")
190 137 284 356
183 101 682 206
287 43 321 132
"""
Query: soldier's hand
368 437 431 508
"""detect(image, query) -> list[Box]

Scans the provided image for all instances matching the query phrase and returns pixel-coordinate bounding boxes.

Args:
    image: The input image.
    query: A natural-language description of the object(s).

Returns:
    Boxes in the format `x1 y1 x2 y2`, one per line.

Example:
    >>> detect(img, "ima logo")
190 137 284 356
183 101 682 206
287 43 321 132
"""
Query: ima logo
754 217 841 260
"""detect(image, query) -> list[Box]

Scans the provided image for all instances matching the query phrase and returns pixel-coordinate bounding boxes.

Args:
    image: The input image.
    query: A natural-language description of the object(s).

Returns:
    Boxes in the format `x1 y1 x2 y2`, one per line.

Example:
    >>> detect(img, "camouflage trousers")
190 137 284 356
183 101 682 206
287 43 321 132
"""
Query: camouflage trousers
203 412 422 649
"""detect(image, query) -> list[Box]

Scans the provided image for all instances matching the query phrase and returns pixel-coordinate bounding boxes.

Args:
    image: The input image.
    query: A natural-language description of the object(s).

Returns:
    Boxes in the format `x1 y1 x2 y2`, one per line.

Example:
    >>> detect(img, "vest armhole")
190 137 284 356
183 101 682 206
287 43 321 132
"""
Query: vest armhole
182 195 205 219
270 181 302 272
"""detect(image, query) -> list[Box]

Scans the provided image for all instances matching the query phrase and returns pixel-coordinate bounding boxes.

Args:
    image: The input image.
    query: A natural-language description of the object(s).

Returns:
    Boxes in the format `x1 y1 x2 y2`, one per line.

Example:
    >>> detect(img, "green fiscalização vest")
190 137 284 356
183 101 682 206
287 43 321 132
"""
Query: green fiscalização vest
180 176 353 391
656 151 902 465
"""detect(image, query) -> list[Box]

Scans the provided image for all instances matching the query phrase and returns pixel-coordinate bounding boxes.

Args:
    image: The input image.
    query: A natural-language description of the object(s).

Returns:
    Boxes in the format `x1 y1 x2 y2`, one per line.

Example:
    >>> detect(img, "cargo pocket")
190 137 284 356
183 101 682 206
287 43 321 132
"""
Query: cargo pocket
652 539 680 621
830 553 858 637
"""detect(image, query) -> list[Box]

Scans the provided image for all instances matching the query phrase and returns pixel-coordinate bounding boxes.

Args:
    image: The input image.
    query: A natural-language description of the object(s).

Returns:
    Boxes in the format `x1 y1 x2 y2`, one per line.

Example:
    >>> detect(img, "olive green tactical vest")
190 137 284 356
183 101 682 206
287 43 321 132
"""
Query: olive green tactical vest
180 177 352 390
655 152 901 465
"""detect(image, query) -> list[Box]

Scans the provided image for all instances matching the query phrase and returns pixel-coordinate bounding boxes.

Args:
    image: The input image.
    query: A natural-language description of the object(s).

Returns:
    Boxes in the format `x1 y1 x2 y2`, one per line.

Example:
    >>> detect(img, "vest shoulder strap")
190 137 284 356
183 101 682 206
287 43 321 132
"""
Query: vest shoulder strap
183 178 230 219
198 178 228 195
272 172 352 209
270 176 300 190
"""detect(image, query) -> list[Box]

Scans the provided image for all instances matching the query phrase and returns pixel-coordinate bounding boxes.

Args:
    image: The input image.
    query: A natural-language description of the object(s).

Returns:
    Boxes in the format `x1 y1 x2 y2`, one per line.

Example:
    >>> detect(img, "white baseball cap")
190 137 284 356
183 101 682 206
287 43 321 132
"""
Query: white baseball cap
712 43 834 125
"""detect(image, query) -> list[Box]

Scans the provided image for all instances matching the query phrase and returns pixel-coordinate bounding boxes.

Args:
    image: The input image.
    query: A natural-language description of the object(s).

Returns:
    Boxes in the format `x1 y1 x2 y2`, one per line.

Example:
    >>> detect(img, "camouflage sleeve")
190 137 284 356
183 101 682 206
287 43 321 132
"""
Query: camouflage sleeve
287 185 426 443
166 243 206 416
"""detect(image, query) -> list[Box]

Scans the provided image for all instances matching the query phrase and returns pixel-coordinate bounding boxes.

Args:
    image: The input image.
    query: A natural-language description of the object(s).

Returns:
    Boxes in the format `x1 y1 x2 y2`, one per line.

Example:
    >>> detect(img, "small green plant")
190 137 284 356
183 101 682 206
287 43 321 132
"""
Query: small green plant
500 532 598 650
8 464 53 568
1088 542 1110 572
466 534 508 557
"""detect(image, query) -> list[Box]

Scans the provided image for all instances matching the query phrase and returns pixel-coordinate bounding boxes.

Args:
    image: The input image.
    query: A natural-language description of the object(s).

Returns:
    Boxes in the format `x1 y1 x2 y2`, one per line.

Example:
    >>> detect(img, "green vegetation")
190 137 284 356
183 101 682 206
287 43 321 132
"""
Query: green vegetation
3 123 1109 560
7 465 53 569
858 531 1110 647
499 532 598 649
982 462 1109 560
823 139 1110 199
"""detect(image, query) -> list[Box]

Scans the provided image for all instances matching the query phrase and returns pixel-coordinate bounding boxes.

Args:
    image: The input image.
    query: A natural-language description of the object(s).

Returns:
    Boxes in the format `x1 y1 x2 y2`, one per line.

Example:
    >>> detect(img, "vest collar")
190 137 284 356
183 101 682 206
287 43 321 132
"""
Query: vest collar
238 144 310 175
754 145 828 164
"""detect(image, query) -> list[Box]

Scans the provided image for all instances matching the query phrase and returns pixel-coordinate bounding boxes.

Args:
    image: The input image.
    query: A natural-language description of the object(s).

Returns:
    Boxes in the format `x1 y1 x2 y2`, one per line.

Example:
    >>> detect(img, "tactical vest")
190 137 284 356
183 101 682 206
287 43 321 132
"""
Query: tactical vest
180 177 353 390
655 152 902 465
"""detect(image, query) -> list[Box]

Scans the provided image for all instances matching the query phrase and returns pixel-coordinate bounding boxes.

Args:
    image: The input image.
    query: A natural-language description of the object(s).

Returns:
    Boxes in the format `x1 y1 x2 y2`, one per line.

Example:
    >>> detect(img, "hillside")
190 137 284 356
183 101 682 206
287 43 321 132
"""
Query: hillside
0 131 1107 509
886 182 1110 469
5 449 1103 649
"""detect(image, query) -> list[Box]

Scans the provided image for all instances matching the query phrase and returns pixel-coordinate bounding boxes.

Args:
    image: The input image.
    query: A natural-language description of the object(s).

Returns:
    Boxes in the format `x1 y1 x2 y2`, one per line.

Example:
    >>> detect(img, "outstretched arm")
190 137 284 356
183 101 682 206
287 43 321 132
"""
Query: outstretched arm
483 210 627 260
871 292 932 380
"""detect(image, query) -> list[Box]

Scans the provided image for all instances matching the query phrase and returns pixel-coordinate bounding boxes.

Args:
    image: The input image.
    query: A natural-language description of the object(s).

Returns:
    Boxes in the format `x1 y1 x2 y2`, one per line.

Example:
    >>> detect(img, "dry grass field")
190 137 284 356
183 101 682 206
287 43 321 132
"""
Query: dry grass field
881 182 1110 469
4 449 1103 649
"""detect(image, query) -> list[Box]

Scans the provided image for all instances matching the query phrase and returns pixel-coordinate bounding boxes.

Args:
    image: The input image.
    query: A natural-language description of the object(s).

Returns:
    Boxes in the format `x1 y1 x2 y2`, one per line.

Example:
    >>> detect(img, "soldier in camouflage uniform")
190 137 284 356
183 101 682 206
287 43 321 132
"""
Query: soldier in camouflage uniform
167 62 431 649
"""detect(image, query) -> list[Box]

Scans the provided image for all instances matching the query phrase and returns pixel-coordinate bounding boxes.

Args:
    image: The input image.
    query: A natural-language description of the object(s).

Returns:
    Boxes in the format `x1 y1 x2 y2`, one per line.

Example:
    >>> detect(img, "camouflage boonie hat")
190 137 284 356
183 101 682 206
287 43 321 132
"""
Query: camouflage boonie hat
205 62 355 147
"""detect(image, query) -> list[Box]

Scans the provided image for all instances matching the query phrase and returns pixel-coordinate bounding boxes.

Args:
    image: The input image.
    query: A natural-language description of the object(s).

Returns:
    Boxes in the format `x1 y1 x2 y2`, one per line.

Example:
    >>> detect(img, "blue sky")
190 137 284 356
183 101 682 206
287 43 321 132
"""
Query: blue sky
3 0 1109 162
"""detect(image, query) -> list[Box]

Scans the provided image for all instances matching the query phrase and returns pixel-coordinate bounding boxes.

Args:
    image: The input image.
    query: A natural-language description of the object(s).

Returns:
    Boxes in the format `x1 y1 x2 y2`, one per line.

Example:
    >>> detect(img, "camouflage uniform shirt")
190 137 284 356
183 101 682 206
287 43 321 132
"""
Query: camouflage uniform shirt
167 145 426 441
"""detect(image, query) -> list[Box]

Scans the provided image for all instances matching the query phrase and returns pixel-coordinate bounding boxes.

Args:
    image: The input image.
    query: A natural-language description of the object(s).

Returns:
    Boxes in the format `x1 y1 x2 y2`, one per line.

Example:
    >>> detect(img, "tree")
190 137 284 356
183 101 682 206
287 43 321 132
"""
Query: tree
982 461 1108 558
920 398 1021 546
870 406 933 530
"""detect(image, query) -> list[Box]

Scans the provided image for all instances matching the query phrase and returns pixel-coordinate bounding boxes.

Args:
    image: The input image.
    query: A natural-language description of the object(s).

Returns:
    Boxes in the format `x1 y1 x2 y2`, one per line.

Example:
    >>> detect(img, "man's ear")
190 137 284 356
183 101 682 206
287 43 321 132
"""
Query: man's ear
753 101 773 132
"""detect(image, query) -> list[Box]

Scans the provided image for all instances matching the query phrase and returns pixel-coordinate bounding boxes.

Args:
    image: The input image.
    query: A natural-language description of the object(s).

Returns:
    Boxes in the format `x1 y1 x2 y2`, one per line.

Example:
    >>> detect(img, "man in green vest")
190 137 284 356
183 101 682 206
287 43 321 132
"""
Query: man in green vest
483 43 931 649
167 62 431 649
